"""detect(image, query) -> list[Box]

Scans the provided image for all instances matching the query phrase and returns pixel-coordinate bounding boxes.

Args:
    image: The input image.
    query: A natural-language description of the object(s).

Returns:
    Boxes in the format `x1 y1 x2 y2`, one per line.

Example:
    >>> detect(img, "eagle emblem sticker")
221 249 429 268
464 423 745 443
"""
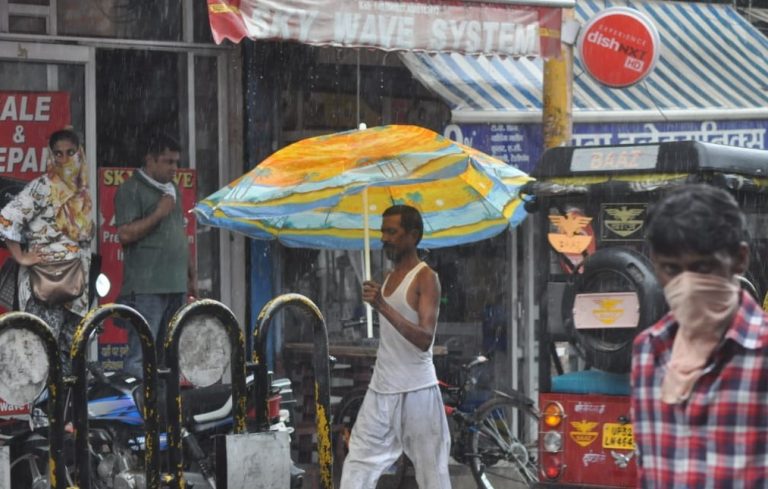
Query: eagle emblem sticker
570 420 599 447
548 211 594 254
601 204 647 241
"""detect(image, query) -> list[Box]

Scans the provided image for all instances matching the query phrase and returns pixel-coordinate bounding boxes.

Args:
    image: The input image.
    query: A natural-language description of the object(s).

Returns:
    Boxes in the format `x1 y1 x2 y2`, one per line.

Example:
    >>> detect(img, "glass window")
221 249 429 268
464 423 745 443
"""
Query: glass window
193 1 215 44
194 55 220 298
9 16 47 34
96 49 184 167
57 0 182 41
0 59 85 138
94 48 220 300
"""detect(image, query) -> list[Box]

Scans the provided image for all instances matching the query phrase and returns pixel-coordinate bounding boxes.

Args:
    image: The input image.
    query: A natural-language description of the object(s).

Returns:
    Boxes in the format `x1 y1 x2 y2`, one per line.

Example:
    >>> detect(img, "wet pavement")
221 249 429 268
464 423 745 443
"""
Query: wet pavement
399 463 529 489
306 460 529 489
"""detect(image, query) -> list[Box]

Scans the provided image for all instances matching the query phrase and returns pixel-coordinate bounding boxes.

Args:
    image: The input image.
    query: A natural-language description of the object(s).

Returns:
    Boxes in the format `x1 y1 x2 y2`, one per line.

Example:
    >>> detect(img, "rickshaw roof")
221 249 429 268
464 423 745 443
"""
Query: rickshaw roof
532 141 768 179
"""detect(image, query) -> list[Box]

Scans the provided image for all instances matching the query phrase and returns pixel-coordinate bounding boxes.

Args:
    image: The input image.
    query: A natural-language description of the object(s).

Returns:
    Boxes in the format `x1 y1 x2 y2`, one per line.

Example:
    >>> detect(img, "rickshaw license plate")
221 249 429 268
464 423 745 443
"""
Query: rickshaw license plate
602 423 634 449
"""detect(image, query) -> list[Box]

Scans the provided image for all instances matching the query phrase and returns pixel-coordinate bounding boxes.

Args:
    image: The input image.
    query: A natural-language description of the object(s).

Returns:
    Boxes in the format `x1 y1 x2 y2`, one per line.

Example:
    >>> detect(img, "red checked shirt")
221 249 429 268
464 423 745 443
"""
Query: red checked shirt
631 291 768 489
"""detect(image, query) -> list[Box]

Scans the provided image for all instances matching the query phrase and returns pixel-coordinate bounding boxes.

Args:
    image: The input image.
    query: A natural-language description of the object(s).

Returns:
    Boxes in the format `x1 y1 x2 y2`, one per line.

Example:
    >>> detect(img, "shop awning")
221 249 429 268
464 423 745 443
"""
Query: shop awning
401 0 768 123
206 0 570 58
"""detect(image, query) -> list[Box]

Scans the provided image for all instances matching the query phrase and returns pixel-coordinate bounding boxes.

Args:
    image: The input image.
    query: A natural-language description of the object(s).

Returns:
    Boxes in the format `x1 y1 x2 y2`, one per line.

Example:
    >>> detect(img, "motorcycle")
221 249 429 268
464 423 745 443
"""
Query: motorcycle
4 363 303 489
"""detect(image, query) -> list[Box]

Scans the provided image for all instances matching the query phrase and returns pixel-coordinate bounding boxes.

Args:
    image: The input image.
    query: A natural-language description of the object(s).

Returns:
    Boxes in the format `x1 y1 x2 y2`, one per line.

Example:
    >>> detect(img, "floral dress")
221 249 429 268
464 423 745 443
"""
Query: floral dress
0 174 91 319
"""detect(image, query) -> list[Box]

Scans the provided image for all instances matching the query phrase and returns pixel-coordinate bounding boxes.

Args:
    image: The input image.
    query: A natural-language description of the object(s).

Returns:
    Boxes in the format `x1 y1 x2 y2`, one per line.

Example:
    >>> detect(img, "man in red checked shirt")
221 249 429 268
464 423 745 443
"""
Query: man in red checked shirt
631 184 768 488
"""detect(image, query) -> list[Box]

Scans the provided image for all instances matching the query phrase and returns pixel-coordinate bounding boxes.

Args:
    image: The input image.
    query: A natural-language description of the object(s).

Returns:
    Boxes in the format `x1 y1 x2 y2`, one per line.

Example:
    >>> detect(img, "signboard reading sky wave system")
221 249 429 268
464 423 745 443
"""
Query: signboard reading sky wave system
207 0 564 57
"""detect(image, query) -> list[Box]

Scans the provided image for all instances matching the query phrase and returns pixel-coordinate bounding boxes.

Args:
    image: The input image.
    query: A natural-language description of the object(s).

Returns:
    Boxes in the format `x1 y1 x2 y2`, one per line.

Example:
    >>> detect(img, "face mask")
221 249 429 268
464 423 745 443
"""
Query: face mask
661 271 740 404
51 153 82 190
663 271 740 339
59 154 80 182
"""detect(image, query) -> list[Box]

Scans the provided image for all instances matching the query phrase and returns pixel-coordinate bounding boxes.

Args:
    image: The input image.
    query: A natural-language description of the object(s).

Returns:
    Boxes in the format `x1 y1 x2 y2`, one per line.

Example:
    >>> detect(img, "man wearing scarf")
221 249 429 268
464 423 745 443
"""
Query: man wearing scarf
631 184 768 488
115 132 197 380
0 128 94 373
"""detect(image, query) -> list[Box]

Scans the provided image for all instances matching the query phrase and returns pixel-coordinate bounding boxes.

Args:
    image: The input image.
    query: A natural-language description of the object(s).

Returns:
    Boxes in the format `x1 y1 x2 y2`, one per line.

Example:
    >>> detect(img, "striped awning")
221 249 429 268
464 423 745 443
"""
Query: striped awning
400 0 768 123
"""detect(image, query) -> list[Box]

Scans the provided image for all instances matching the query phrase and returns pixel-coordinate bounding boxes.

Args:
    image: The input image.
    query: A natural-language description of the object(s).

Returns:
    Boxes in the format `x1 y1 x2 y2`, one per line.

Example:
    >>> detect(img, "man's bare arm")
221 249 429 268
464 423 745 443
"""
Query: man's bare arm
363 268 441 351
117 195 174 246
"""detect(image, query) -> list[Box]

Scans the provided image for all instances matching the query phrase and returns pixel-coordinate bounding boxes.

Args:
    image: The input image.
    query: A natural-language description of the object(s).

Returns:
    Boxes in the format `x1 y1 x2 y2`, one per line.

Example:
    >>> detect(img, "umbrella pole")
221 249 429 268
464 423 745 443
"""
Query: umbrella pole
363 186 374 338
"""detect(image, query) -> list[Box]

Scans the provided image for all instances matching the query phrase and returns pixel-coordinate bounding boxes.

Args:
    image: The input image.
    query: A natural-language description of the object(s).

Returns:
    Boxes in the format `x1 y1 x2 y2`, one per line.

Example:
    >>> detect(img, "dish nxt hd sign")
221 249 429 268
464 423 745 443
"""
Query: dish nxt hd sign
577 7 660 88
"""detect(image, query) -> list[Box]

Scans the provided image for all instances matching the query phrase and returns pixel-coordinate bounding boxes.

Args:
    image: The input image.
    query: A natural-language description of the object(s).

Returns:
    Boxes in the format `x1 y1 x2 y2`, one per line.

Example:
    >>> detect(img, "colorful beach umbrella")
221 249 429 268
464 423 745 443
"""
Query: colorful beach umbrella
194 125 532 251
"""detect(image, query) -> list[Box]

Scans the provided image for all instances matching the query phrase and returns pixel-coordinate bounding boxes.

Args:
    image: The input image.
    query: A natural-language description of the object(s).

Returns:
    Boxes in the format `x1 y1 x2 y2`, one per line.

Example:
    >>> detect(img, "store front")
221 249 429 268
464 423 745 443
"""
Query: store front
0 2 244 369
401 0 768 396
207 0 572 394
403 0 768 172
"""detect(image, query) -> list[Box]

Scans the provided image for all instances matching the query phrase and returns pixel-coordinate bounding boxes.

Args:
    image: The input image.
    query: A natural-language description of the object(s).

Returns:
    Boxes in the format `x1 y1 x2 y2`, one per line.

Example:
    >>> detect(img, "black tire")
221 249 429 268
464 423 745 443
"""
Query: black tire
468 396 539 488
10 452 48 489
333 389 406 489
9 452 93 489
562 247 667 373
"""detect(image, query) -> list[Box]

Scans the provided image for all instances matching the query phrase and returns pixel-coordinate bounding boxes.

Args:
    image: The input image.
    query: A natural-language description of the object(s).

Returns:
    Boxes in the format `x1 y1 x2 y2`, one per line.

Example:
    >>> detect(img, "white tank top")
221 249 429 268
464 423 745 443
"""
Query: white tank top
368 261 438 394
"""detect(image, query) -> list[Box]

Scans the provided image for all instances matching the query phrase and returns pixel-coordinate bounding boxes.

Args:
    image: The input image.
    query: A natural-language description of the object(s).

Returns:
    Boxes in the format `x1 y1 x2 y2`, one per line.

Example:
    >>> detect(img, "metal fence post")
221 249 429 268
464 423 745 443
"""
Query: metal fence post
163 299 247 489
70 304 161 489
0 312 67 489
253 293 333 489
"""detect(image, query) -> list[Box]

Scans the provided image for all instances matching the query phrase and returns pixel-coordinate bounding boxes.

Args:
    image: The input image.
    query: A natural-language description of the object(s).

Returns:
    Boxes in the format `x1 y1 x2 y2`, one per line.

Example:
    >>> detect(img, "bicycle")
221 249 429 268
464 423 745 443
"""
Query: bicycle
332 353 540 488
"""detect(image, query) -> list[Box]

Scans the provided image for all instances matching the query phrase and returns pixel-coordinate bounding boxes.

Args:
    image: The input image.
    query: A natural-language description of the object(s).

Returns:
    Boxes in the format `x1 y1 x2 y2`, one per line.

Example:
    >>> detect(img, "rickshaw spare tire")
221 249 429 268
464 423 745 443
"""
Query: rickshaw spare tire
562 247 667 373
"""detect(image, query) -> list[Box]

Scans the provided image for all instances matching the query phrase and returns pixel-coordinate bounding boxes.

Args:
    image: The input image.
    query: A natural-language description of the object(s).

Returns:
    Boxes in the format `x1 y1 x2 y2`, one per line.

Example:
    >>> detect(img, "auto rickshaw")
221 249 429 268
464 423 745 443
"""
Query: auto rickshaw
523 141 768 488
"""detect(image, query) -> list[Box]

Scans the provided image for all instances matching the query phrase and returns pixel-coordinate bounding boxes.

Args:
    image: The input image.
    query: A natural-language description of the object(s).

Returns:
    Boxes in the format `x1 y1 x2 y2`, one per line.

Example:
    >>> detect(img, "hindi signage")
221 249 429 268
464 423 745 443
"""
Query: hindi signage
577 7 660 88
444 120 768 173
207 0 564 58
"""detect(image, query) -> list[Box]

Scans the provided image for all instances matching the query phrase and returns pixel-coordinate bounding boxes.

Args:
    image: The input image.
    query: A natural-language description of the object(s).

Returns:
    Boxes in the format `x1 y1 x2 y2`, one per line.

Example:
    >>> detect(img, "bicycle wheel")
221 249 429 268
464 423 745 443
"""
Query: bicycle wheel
333 389 367 465
333 389 406 489
468 396 539 488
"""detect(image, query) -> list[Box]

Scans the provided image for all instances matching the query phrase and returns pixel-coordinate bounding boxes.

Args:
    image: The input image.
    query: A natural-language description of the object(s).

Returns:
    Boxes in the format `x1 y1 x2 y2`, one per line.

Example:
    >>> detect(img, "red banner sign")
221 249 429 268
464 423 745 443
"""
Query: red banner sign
208 0 563 58
97 168 197 371
578 7 660 88
0 92 70 180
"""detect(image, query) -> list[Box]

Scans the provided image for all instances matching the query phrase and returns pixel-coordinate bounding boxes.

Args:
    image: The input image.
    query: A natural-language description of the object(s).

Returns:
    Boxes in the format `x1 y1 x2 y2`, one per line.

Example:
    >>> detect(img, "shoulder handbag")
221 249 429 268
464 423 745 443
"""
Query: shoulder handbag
29 258 86 305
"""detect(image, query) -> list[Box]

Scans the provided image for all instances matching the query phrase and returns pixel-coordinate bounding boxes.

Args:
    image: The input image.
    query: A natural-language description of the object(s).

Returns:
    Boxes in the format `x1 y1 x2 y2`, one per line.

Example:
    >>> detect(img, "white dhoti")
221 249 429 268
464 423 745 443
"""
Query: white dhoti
339 385 452 489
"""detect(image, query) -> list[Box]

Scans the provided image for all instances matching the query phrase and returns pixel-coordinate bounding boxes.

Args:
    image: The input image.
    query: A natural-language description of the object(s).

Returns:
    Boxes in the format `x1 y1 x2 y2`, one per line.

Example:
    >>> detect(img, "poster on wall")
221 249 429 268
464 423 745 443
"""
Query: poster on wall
0 91 71 417
0 92 70 180
97 168 197 371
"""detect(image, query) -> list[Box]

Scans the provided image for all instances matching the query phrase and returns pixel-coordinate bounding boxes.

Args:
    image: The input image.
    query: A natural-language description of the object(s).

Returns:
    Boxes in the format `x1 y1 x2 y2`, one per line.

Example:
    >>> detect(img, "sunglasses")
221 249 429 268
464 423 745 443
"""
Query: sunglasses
53 148 78 158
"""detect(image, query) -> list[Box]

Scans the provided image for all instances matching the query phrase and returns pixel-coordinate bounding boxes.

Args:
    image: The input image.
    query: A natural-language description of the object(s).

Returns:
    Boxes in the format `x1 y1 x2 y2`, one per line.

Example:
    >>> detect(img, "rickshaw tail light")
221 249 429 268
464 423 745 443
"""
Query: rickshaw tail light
543 456 563 480
543 430 563 452
542 401 564 428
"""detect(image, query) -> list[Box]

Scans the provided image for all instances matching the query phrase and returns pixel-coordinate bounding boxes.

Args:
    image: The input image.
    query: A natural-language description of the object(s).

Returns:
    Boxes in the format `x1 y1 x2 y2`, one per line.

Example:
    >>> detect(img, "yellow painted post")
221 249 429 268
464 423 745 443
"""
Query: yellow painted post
543 8 574 150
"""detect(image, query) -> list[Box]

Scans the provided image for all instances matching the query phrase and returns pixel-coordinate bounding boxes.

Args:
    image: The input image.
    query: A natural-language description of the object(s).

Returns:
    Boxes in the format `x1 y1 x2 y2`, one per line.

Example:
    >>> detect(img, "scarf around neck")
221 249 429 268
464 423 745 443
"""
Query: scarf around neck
46 146 93 242
138 168 177 201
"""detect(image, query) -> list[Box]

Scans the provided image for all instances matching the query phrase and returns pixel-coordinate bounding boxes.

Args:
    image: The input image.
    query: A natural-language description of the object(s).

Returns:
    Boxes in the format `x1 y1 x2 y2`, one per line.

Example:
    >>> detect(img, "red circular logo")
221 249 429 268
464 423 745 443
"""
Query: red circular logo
578 7 660 88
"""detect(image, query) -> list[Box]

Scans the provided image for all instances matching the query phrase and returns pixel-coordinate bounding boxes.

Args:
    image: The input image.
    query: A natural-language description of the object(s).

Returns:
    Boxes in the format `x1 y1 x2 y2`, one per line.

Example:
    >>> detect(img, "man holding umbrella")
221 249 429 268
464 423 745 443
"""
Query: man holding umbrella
340 205 451 489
